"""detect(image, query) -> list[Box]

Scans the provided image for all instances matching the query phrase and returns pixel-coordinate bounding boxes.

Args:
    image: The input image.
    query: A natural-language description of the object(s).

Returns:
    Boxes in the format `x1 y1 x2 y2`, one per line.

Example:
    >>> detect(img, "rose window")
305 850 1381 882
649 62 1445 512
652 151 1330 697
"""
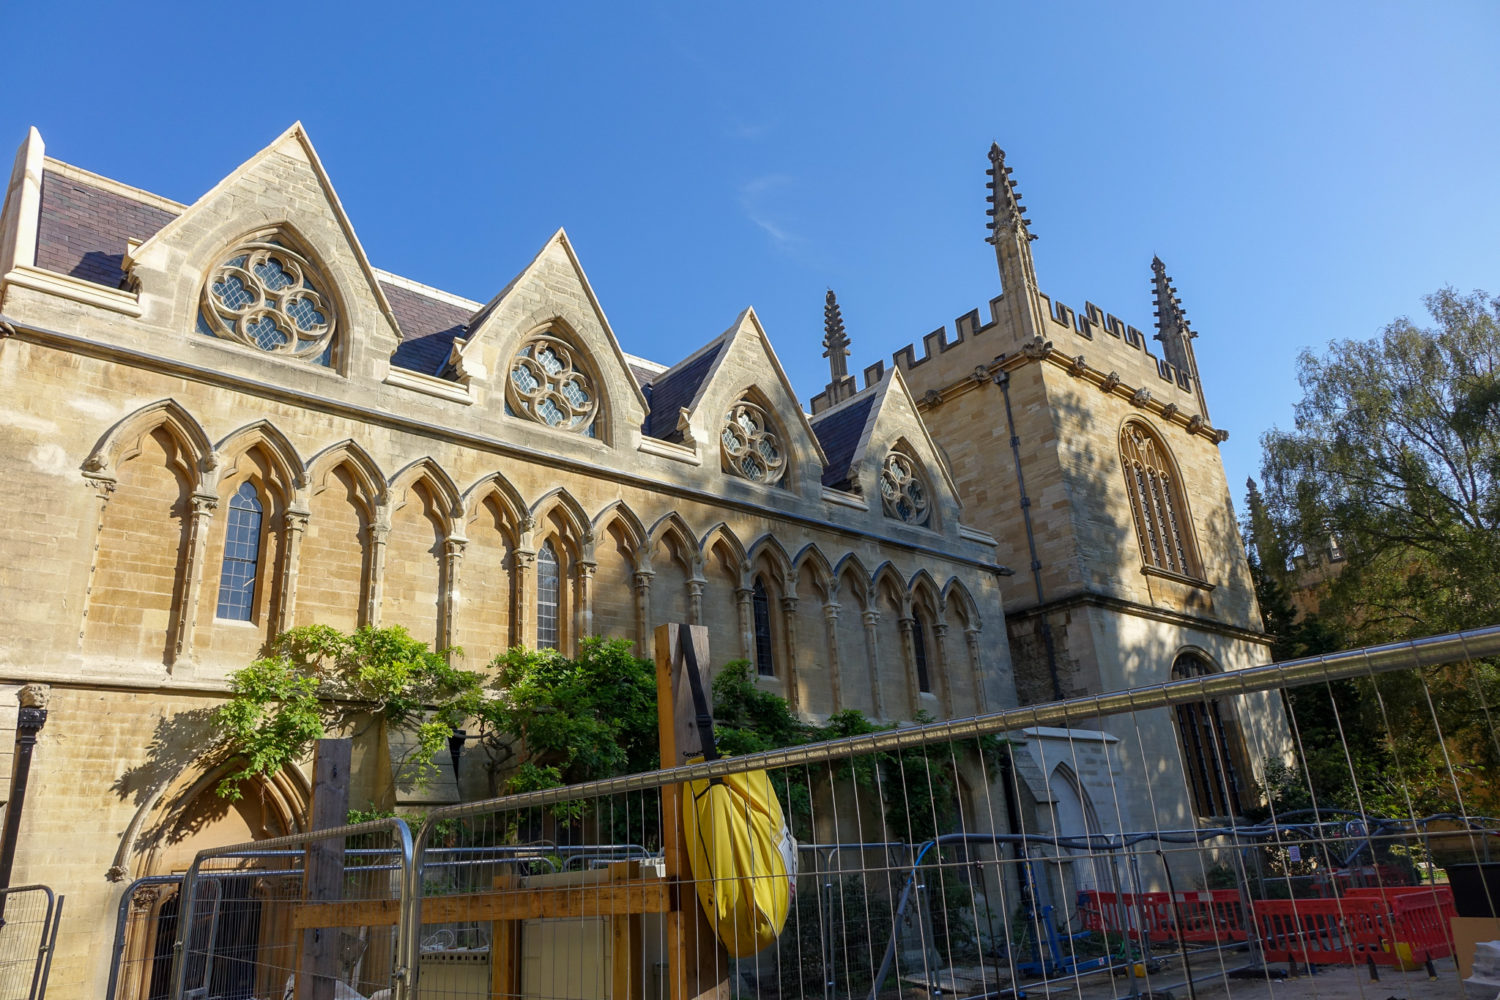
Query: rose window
721 401 786 485
506 334 598 433
880 452 931 525
199 241 336 364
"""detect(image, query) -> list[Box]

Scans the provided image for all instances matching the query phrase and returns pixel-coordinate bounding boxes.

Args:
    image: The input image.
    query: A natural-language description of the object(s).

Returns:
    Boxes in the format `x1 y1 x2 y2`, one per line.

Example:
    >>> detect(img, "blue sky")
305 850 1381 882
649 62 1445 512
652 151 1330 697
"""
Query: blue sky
4 2 1497 504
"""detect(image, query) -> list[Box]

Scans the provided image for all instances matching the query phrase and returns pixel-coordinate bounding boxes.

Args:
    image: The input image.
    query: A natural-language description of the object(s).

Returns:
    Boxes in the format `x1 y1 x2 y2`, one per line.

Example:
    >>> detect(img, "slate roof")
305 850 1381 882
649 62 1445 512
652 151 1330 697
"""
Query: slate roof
809 393 876 490
35 169 177 287
643 340 725 440
382 281 473 376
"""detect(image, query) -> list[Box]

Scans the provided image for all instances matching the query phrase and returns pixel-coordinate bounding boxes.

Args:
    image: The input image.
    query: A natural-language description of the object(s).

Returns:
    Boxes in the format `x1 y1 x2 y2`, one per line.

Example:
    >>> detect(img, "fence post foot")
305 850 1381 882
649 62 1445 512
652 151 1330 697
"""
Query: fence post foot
1366 956 1378 982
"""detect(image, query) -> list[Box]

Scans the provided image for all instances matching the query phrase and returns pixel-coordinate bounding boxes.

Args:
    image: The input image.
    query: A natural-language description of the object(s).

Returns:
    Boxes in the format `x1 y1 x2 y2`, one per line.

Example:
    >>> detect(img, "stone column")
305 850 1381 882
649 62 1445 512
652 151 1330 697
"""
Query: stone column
275 507 309 634
171 491 218 670
577 560 597 644
735 587 754 660
932 620 952 718
898 617 919 717
78 473 116 648
780 595 800 711
441 537 467 653
687 578 705 626
365 517 390 627
964 626 987 714
633 570 655 653
822 600 842 711
862 609 884 720
513 549 535 649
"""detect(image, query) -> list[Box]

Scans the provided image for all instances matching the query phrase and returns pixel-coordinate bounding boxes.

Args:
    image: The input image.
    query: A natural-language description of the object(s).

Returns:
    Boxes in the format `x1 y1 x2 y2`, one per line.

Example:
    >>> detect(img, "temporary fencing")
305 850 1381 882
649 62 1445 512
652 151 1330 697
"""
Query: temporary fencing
0 885 61 1000
153 623 1500 999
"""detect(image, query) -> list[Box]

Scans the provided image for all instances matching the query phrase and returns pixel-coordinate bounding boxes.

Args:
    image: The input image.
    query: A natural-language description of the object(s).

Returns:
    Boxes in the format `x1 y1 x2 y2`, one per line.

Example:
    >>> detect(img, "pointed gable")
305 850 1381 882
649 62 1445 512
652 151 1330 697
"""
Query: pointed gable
818 368 961 527
643 338 726 440
448 229 648 446
124 122 403 377
673 307 828 497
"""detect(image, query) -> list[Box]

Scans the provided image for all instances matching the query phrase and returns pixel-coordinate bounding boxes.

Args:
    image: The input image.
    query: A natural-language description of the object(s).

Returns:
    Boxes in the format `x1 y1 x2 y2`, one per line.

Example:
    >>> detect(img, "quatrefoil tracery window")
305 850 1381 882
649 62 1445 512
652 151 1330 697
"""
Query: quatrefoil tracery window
506 334 599 435
880 451 931 526
721 400 786 486
199 241 336 365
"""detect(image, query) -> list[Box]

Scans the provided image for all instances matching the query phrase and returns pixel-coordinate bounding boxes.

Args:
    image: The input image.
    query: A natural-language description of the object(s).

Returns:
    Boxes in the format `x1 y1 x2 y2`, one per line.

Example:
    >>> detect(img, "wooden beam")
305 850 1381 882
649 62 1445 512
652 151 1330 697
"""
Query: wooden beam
295 738 352 1000
292 877 671 929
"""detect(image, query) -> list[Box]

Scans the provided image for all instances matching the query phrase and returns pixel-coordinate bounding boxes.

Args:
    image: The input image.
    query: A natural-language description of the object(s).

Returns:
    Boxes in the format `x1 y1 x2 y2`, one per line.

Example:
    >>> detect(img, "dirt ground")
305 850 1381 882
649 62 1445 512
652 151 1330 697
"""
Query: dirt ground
900 957 1496 1000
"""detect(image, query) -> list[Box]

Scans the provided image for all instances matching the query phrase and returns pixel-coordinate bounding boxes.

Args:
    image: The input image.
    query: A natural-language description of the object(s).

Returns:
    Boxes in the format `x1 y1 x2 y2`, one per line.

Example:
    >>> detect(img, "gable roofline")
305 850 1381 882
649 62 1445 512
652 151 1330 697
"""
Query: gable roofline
126 121 404 343
885 366 962 501
42 156 188 214
373 267 484 312
703 306 828 468
456 227 650 415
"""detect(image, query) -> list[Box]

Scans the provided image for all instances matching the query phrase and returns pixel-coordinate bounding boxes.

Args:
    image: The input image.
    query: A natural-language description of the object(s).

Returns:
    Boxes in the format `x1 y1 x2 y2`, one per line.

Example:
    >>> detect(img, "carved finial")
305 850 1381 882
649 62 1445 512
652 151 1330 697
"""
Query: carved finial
1152 256 1194 345
822 288 850 382
986 144 1035 245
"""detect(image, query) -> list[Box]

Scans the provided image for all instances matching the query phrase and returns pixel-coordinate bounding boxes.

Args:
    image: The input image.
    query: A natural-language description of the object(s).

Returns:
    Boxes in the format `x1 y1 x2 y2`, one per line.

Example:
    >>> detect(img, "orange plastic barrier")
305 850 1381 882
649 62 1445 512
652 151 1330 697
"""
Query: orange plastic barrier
1078 890 1249 944
1252 891 1455 967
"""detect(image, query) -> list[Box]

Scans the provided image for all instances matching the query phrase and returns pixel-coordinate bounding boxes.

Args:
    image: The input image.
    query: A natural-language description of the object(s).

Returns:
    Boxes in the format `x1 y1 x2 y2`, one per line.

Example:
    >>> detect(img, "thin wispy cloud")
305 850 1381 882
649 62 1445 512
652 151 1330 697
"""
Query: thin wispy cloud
739 174 805 252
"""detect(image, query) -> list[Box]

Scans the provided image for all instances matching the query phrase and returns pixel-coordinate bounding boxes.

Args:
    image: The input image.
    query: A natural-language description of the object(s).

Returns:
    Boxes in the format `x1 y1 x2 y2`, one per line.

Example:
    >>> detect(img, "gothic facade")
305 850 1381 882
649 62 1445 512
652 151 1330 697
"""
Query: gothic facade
0 126 1274 995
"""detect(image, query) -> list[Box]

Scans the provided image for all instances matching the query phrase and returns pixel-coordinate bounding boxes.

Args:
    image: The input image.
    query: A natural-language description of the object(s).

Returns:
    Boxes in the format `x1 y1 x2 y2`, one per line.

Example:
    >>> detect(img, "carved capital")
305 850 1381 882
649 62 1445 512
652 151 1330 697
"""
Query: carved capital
130 885 163 909
779 596 799 614
862 609 880 627
444 537 467 559
822 601 840 622
190 493 218 517
285 509 310 532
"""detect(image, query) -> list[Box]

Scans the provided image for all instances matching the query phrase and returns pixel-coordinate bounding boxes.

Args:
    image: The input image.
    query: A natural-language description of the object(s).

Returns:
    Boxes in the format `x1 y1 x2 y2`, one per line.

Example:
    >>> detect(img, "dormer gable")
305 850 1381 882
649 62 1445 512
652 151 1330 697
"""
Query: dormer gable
813 368 961 530
124 123 402 379
672 307 828 498
447 229 647 448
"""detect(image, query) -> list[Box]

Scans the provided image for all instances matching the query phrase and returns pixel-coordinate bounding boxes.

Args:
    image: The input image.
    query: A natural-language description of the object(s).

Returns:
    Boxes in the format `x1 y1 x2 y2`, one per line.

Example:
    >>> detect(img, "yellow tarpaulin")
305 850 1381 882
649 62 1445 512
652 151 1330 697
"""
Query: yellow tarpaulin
682 762 792 957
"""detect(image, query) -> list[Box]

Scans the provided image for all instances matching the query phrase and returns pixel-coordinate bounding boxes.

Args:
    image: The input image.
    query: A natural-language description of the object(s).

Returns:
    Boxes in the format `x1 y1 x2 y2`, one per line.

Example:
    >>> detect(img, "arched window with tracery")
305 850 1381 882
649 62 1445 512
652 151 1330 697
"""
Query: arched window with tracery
721 398 787 487
1119 421 1199 578
198 235 337 365
1172 653 1244 817
880 450 932 527
215 482 264 621
506 331 600 437
752 576 776 676
537 541 561 650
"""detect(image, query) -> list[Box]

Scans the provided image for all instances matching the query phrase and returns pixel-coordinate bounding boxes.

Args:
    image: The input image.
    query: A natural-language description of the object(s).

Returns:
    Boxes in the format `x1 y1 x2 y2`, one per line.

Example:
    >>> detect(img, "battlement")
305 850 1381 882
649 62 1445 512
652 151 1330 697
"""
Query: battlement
874 289 1195 399
1037 292 1195 395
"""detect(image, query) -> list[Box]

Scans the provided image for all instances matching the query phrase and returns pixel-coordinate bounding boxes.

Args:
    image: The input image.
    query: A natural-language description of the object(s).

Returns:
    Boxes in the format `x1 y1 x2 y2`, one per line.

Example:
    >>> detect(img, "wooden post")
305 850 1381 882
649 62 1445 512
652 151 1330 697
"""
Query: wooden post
489 874 523 999
610 861 644 1000
654 624 730 1000
296 738 351 1000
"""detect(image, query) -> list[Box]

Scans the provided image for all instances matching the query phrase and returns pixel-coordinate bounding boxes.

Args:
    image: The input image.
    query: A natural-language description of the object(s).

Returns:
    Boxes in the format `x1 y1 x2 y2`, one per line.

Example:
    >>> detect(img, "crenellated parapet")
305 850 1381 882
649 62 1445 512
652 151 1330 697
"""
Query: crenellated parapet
1035 293 1199 398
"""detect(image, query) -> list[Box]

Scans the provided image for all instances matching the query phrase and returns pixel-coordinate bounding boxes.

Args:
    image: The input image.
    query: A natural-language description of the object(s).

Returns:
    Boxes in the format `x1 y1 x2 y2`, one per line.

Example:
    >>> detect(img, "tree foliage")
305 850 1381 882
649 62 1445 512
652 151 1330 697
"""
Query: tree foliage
214 624 482 799
1254 287 1500 814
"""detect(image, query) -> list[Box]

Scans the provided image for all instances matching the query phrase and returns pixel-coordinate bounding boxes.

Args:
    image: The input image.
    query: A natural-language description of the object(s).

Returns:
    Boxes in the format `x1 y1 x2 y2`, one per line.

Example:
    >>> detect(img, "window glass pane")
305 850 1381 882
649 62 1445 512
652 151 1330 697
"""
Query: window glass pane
752 579 775 677
537 541 560 650
913 617 931 693
215 482 263 621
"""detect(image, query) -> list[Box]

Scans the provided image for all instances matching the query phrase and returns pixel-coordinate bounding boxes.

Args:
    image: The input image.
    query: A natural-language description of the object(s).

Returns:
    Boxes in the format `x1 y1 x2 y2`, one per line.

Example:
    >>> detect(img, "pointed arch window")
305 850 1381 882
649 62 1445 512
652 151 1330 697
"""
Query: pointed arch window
752 577 776 676
722 399 786 487
1119 421 1200 578
537 541 561 650
199 238 337 365
880 450 931 526
1172 653 1244 817
216 482 263 621
506 332 599 437
912 612 933 693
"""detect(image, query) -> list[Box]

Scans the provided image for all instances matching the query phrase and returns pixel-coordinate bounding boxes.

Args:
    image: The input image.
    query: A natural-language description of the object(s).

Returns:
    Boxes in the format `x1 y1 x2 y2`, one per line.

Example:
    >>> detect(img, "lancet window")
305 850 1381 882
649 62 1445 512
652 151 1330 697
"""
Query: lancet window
721 399 786 486
752 577 776 676
216 482 264 621
506 333 599 435
199 238 337 364
1171 653 1244 817
880 451 931 526
1119 421 1199 577
537 541 561 650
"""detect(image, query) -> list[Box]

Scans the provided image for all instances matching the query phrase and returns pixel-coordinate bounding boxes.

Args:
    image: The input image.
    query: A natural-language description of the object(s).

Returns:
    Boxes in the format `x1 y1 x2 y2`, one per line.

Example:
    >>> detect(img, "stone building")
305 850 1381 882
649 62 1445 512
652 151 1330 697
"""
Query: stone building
0 125 1274 995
